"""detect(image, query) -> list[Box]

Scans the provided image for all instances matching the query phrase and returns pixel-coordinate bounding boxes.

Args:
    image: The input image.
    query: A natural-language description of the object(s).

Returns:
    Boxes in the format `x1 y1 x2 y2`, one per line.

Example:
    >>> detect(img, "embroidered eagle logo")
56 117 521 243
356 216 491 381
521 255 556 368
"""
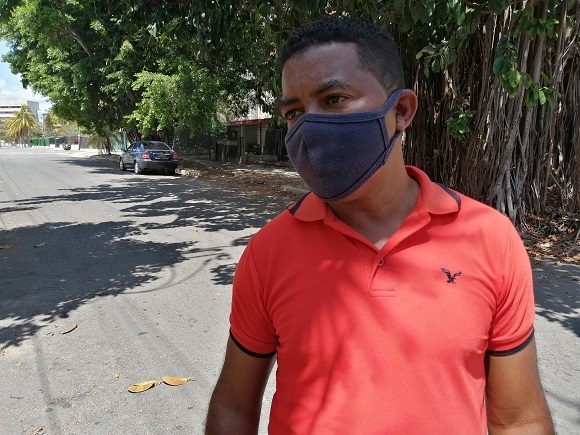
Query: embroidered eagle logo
441 268 462 283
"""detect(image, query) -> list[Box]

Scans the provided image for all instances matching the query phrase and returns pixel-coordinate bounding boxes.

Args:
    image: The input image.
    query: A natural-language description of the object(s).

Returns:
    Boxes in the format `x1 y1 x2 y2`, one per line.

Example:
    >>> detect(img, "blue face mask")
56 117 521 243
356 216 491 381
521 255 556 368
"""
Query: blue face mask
285 90 403 202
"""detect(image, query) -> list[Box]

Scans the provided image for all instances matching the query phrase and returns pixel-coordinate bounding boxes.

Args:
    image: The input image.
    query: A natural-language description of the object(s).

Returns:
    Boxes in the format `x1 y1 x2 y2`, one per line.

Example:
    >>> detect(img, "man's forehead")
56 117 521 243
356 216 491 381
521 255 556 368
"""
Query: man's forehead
283 41 358 71
281 42 361 90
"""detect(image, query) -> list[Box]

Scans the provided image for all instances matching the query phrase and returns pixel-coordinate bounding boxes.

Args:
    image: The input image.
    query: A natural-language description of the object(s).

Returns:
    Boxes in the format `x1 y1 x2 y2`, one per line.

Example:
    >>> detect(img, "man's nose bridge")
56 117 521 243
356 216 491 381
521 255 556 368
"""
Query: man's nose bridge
304 101 326 115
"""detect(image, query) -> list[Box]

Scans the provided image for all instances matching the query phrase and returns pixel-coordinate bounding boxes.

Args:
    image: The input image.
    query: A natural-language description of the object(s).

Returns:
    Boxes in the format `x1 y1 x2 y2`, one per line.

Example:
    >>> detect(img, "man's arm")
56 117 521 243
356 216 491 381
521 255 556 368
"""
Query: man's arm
486 337 554 434
206 337 275 435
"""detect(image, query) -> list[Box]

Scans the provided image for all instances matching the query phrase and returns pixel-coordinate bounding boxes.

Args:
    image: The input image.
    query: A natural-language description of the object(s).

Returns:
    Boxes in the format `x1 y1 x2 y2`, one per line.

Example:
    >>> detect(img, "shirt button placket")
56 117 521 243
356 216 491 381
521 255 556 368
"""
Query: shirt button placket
370 256 397 297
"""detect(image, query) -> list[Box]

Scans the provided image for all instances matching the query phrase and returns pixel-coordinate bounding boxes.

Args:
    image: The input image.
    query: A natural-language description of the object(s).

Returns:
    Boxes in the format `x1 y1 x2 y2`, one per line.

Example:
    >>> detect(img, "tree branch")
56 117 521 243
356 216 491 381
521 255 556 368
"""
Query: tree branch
63 25 92 56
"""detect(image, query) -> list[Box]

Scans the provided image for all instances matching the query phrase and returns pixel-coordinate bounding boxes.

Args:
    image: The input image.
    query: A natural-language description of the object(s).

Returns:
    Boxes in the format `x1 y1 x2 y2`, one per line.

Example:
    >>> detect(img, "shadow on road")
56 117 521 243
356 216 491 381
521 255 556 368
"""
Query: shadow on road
0 221 198 349
2 159 285 233
0 159 289 350
533 260 580 338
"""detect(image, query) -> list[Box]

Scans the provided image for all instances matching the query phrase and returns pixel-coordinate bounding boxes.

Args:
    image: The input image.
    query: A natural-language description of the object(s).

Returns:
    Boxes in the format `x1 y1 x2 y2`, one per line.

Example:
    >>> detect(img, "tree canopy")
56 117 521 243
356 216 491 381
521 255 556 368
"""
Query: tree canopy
0 0 578 220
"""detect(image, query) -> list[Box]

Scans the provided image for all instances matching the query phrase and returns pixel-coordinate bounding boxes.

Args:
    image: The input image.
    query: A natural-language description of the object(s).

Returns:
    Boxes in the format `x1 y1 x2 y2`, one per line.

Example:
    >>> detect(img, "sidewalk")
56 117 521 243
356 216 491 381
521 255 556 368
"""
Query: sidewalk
532 259 580 434
177 158 308 199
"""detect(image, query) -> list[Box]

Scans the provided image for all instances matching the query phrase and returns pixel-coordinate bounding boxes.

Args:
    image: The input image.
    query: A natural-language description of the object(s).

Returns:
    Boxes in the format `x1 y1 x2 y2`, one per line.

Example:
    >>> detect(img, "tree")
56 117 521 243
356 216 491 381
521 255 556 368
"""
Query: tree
6 105 37 145
183 0 579 221
1 0 577 221
127 64 223 139
43 110 80 137
0 0 267 151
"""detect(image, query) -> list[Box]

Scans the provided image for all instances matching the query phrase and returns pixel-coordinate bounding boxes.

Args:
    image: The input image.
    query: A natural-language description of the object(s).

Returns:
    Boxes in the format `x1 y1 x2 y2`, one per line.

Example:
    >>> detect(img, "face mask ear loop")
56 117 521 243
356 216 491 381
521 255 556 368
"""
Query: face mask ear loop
379 90 403 147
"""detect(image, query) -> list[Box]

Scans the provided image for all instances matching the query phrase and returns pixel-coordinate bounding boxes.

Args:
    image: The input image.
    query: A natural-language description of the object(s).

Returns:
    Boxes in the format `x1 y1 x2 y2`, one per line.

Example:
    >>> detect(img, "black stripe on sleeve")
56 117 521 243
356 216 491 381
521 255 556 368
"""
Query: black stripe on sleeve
486 329 535 357
289 193 309 215
229 330 276 358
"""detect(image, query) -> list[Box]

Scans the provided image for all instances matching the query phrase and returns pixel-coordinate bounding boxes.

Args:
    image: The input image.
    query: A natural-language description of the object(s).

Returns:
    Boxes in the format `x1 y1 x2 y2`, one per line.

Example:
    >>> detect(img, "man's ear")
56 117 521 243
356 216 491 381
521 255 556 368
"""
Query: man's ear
395 90 418 132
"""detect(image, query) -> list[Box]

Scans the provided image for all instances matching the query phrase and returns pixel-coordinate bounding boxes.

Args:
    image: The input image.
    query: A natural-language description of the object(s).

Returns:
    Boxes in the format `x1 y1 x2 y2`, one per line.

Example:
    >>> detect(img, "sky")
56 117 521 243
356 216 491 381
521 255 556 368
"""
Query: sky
0 40 52 112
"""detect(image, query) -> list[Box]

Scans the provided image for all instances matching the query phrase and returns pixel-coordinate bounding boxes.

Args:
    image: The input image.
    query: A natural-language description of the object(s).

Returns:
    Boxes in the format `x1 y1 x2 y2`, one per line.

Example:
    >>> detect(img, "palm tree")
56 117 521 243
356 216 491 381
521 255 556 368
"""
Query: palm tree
7 105 37 146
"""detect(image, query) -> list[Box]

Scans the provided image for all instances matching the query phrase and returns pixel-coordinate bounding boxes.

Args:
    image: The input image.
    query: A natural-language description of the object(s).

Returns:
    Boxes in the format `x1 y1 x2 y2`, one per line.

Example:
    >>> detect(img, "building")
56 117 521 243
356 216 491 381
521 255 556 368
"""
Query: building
217 105 289 162
0 99 40 122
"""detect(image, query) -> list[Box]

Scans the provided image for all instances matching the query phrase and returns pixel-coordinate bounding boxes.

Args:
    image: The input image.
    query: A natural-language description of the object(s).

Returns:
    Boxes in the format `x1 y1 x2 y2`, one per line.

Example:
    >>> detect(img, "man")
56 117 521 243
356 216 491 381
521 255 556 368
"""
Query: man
206 16 554 434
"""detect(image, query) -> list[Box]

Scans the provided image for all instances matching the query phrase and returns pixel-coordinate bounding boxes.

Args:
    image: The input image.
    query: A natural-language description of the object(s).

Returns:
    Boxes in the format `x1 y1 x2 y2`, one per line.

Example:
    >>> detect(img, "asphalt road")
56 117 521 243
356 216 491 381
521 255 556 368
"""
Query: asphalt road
0 147 578 434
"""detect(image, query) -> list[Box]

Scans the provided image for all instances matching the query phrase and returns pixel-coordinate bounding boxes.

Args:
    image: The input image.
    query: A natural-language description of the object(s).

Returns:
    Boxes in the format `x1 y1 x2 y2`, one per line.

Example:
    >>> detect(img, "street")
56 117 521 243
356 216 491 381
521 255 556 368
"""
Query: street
0 148 578 434
0 148 281 434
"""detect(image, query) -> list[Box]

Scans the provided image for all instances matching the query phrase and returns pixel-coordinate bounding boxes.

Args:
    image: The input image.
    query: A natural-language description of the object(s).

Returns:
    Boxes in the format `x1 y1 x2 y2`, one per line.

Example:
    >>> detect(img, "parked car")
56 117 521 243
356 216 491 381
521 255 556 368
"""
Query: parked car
119 141 179 175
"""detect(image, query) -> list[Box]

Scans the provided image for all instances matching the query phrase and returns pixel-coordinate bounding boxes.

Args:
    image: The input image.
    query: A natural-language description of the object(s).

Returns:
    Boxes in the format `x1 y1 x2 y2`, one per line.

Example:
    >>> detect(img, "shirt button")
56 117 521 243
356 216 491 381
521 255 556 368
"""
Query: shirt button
378 258 385 267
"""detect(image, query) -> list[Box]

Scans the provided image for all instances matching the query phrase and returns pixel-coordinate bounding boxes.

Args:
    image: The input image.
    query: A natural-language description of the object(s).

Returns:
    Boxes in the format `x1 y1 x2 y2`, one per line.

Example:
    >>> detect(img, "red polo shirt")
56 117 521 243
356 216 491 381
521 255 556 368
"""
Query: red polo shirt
230 166 535 434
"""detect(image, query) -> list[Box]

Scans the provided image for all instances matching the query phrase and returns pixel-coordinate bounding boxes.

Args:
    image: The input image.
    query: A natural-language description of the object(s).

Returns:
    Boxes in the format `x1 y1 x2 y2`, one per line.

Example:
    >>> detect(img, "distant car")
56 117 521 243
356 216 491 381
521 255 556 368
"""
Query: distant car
119 140 179 175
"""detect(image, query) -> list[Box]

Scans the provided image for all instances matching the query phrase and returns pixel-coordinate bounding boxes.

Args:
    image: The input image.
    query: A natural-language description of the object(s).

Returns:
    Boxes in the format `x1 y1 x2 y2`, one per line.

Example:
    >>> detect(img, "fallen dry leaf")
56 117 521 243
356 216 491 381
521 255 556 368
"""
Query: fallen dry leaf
61 323 78 334
33 428 44 435
0 244 12 250
161 376 191 386
33 242 46 248
15 362 22 368
113 372 120 380
128 380 160 393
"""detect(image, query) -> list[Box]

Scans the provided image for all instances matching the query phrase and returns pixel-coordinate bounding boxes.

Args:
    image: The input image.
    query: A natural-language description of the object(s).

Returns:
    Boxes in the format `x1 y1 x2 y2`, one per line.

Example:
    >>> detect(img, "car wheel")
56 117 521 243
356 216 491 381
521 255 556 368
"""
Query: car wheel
134 160 142 174
119 158 126 171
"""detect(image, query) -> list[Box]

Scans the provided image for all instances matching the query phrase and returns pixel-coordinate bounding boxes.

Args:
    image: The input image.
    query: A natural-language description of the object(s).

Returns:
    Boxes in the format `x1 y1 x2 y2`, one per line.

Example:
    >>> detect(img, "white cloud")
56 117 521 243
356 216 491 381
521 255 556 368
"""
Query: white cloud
0 78 7 96
0 73 51 111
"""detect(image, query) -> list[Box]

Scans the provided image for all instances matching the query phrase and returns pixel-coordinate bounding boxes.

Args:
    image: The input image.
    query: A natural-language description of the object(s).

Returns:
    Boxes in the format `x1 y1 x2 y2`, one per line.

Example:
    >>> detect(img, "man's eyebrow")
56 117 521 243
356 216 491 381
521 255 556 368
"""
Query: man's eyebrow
279 97 299 109
315 79 352 95
278 80 352 110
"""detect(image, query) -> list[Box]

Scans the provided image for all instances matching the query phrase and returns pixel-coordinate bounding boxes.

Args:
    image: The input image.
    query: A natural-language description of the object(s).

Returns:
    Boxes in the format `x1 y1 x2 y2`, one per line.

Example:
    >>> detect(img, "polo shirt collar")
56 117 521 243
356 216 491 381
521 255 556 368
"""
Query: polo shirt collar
407 166 461 215
289 165 460 222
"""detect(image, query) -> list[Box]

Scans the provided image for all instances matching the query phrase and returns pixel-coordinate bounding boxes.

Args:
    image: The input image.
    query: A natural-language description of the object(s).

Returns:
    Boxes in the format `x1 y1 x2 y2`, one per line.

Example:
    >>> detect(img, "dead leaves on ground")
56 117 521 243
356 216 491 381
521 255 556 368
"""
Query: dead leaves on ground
161 376 191 386
128 380 160 393
128 376 191 393
61 323 78 334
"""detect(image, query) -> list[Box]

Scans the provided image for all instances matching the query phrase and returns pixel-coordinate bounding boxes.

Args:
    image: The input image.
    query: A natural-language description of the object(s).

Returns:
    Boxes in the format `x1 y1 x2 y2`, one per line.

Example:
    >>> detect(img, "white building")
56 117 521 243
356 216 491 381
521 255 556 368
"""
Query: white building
0 99 40 121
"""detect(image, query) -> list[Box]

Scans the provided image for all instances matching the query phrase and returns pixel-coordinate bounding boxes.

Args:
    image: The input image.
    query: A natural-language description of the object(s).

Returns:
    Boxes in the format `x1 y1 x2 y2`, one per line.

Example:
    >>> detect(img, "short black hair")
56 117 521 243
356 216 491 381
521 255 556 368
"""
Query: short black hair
279 16 406 92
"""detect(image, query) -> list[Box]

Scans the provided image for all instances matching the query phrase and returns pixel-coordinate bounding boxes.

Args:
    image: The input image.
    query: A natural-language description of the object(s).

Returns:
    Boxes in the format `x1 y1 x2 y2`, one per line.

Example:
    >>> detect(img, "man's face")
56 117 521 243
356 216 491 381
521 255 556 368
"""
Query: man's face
281 42 391 129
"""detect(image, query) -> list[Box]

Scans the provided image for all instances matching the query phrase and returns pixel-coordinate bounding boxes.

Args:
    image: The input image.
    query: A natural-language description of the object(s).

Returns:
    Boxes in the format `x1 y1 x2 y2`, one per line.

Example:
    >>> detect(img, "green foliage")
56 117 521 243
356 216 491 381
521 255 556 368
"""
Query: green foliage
514 8 559 37
491 2 561 103
44 110 80 136
486 0 512 14
0 0 568 144
128 64 223 137
492 36 521 96
446 108 476 139
524 72 560 109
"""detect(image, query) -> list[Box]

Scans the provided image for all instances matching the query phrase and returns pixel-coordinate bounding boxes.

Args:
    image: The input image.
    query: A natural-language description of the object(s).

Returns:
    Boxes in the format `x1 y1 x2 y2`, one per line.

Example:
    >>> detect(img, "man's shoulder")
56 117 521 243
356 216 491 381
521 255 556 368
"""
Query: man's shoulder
452 191 521 247
456 191 513 226
250 201 305 245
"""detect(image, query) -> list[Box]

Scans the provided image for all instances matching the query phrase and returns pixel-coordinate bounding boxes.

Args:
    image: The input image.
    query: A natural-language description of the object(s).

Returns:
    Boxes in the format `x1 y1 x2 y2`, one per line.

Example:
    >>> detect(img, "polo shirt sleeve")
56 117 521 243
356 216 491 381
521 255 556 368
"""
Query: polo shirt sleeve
487 222 535 356
229 241 277 357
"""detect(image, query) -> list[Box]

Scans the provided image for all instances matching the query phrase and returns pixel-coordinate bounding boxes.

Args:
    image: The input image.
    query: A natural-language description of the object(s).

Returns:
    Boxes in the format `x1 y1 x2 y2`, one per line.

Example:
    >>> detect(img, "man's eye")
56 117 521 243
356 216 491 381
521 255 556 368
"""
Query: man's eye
284 110 301 120
327 95 346 105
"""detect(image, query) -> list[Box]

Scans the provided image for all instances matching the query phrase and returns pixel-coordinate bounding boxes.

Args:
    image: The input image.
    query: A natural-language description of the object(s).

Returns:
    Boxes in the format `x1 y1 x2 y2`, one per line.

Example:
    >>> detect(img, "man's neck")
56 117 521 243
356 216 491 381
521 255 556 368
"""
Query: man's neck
329 165 420 250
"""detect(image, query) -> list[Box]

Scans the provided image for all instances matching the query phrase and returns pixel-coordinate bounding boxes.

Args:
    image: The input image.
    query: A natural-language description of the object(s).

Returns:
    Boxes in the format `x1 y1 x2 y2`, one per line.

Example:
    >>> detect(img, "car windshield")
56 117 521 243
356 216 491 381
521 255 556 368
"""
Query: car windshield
143 142 171 150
